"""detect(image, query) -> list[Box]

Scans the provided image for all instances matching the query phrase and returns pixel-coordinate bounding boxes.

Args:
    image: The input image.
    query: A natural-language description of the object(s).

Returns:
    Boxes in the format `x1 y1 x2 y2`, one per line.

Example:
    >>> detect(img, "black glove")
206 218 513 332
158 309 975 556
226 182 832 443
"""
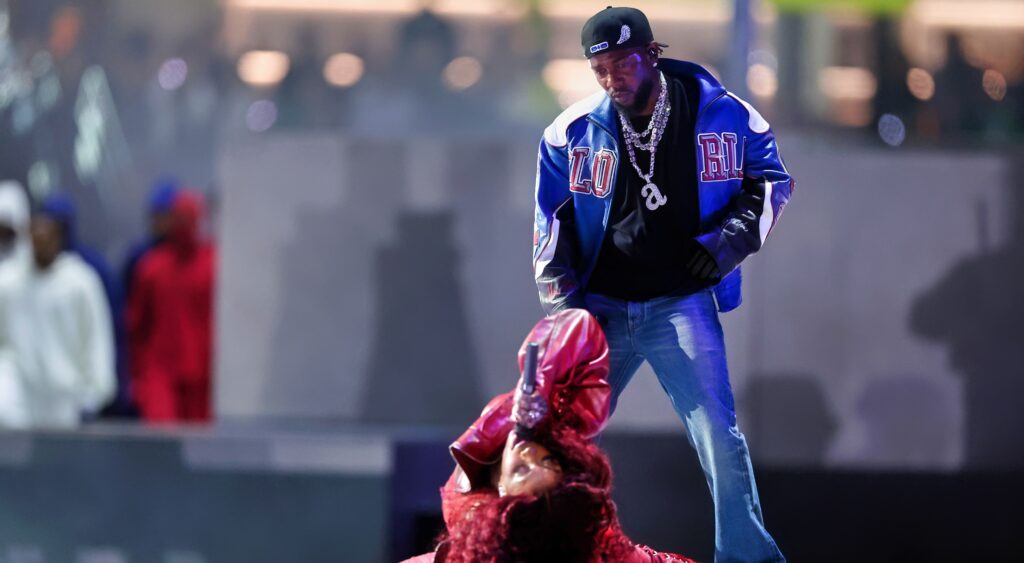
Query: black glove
686 242 721 283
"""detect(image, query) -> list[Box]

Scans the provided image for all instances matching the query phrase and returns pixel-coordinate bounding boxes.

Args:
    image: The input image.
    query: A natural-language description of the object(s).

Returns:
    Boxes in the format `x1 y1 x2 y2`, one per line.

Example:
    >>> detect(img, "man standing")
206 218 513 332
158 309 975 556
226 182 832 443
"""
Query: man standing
2 208 115 428
533 7 791 562
127 191 215 423
0 181 32 428
37 193 126 417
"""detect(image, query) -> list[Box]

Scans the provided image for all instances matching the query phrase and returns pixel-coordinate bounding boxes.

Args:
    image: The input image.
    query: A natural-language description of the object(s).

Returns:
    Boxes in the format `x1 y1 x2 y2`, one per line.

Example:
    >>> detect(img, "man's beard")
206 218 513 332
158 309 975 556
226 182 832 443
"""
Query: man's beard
612 74 656 117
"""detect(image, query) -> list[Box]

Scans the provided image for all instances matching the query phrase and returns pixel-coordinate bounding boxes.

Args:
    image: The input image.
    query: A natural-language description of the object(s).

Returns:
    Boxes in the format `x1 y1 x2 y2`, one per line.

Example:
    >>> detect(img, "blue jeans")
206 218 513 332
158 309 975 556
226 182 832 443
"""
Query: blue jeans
584 290 785 563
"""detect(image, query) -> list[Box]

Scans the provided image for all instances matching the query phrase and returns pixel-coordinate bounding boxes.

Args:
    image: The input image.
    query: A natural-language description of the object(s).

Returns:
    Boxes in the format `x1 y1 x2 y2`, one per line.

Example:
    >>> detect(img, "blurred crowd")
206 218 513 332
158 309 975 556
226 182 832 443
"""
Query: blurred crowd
0 178 215 428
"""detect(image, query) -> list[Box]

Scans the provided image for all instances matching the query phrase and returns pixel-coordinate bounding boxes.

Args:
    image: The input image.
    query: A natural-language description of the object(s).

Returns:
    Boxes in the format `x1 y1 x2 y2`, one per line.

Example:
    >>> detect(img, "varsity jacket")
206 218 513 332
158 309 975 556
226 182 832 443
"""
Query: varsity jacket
533 59 793 314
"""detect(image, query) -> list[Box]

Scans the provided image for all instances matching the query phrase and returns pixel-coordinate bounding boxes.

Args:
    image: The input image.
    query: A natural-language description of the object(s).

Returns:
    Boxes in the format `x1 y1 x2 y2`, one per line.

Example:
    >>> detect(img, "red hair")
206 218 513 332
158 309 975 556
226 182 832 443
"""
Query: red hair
438 424 633 562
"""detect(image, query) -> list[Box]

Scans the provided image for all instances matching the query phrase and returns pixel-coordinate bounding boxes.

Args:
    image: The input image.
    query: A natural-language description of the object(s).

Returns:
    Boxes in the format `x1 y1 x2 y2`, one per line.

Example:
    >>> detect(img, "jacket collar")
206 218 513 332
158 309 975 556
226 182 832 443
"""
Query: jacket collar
587 94 618 137
587 59 728 132
658 59 728 115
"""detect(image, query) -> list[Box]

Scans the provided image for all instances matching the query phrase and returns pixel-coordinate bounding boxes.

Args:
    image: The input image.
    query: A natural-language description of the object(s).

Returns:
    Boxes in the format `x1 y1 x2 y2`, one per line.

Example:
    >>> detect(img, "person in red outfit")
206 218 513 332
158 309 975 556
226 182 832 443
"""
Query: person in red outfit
403 309 698 563
126 191 215 423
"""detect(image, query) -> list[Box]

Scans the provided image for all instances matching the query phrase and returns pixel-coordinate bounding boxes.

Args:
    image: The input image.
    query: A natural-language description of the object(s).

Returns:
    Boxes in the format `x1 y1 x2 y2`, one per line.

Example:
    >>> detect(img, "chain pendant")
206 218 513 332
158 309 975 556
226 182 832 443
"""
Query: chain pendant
641 182 668 211
620 71 671 210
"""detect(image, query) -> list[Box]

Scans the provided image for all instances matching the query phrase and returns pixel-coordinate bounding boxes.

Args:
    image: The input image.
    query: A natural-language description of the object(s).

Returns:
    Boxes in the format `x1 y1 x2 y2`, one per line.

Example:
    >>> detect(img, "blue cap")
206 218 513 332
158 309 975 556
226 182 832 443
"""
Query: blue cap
37 192 79 247
149 177 180 213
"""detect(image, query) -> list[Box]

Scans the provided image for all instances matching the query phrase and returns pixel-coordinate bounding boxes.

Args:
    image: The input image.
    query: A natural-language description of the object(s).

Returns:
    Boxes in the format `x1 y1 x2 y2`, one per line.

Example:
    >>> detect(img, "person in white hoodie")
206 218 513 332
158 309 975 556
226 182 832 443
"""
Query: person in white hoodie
0 183 31 269
0 181 33 427
1 195 115 428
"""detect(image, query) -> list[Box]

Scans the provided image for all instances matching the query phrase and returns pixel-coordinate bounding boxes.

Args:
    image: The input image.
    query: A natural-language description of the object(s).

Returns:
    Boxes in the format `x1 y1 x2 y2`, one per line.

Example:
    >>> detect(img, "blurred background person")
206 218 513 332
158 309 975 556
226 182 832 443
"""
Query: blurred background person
1 205 115 428
0 180 32 428
0 181 31 277
37 192 127 418
127 190 215 423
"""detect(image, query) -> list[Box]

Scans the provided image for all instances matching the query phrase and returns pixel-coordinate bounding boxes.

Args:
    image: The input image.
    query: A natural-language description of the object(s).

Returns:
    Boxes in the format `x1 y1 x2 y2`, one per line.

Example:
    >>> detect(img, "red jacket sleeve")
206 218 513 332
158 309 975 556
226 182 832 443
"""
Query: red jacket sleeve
449 309 611 489
518 308 610 437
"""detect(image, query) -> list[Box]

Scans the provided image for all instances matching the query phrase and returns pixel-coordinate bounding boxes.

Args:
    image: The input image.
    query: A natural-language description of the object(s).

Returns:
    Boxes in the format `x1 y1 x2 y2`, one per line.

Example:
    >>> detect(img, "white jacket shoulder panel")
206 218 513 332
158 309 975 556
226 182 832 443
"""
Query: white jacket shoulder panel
726 93 770 134
542 91 606 148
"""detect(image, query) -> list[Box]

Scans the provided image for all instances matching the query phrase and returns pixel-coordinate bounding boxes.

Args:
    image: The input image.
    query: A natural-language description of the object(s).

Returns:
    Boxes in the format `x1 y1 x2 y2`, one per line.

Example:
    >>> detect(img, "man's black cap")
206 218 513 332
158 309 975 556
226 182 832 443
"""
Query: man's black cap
581 6 665 59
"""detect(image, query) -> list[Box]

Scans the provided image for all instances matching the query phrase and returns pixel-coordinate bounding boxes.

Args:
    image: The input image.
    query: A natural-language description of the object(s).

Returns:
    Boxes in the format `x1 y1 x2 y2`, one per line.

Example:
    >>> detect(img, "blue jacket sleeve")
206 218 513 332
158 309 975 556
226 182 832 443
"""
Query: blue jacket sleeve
533 137 585 315
696 103 793 277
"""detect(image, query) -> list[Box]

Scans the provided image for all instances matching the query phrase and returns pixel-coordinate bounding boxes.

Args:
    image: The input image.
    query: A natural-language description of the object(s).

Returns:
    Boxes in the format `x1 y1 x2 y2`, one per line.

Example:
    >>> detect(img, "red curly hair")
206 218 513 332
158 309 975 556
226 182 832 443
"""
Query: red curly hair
437 422 633 562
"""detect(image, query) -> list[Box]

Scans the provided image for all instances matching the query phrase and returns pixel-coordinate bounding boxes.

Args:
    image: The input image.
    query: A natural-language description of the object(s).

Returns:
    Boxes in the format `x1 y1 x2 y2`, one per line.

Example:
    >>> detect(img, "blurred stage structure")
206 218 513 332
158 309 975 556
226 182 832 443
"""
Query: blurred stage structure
216 132 1020 471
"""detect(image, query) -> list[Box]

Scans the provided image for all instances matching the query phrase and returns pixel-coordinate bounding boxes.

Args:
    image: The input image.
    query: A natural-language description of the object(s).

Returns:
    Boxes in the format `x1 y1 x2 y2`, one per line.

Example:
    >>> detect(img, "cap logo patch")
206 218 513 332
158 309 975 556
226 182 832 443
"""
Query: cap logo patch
617 25 631 45
589 41 609 54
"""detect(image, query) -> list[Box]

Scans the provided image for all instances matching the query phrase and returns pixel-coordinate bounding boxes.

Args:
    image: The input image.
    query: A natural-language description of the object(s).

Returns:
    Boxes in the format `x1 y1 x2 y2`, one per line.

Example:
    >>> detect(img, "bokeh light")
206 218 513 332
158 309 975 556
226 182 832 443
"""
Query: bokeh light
27 160 57 200
323 52 364 88
878 113 906 147
906 68 935 101
35 74 60 111
237 50 290 88
48 5 82 59
245 99 278 132
543 58 599 108
158 58 188 91
747 63 778 98
442 56 483 91
982 69 1007 101
819 66 877 101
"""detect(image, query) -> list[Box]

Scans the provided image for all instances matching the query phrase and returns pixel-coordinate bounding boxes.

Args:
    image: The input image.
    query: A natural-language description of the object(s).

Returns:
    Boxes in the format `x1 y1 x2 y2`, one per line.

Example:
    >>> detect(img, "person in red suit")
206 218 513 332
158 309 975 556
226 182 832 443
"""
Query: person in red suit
126 191 215 423
404 309 698 563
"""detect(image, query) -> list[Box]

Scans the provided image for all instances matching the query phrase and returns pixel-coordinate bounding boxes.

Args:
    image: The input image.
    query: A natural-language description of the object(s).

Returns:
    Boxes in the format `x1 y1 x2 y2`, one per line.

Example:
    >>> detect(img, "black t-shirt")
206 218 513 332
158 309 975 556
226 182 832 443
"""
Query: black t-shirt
587 74 705 301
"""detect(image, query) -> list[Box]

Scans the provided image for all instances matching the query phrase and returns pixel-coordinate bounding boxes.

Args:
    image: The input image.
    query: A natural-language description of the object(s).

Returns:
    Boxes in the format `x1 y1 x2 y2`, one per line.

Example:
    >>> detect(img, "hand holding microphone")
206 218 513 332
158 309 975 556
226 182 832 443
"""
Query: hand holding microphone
513 342 548 433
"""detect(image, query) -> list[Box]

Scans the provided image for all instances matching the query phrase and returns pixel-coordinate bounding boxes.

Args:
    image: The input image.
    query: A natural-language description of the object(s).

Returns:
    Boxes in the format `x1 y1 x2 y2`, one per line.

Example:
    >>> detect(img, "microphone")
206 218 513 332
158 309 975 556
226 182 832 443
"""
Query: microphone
515 342 542 440
521 342 539 394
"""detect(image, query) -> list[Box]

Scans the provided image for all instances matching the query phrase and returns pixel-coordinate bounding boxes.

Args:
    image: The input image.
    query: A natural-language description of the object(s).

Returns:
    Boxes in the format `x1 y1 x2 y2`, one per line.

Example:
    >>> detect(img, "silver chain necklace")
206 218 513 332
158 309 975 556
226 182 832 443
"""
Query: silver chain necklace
618 71 670 211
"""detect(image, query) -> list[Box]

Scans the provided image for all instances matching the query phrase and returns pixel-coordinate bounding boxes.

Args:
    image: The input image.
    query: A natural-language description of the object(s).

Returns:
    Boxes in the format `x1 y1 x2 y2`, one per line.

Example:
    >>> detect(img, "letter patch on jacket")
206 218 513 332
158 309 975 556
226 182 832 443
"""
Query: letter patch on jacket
698 133 744 182
568 147 616 198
